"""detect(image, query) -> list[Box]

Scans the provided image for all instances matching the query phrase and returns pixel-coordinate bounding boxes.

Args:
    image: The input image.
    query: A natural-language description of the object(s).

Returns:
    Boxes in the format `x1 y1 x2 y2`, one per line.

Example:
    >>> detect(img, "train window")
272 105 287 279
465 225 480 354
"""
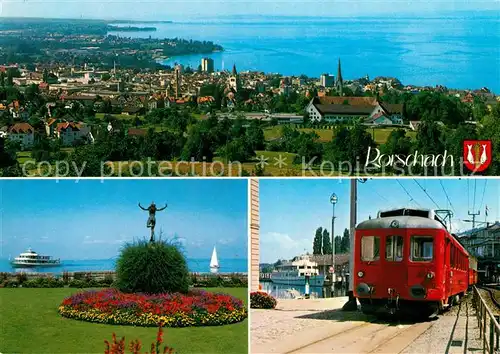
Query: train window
385 235 403 261
361 236 380 261
411 236 433 261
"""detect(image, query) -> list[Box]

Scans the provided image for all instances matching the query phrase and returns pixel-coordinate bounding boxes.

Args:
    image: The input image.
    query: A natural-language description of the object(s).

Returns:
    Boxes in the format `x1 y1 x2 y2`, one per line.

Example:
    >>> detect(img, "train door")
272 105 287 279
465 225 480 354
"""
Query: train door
382 233 406 300
445 237 451 301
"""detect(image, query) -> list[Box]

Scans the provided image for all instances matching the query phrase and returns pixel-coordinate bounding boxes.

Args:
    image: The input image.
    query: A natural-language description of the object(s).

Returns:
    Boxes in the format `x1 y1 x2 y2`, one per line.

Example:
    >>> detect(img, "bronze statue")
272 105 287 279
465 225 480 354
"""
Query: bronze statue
138 201 167 242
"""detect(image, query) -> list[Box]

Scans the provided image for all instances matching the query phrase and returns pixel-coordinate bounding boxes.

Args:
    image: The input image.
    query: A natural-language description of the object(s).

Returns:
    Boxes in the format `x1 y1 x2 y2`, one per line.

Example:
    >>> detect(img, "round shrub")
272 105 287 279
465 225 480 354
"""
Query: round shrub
250 291 277 309
59 288 247 327
115 240 189 294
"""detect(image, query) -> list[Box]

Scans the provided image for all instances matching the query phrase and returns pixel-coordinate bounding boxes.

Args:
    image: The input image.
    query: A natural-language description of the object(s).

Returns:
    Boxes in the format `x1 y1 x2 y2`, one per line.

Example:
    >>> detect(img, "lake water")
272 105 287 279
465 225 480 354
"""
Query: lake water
109 15 500 92
0 258 247 274
260 281 348 299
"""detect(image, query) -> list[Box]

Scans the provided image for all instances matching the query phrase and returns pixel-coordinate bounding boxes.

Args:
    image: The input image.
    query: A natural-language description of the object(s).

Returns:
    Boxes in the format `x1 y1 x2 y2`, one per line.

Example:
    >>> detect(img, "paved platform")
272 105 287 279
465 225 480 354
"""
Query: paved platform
251 295 485 353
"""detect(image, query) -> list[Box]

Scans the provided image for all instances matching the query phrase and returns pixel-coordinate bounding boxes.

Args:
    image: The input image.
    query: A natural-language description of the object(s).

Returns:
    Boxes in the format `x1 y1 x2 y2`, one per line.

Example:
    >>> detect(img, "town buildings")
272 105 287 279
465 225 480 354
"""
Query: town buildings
320 74 335 88
459 222 500 283
201 58 214 73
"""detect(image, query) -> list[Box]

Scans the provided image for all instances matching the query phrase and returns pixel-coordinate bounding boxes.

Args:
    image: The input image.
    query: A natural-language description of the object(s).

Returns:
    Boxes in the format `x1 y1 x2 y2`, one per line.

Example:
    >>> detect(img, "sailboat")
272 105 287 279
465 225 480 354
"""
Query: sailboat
210 246 220 273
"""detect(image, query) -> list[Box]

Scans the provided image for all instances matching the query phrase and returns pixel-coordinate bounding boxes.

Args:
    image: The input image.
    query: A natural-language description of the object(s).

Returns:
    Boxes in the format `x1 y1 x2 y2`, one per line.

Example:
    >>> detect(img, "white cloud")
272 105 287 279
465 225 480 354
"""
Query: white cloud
260 232 311 263
189 240 204 248
218 238 233 245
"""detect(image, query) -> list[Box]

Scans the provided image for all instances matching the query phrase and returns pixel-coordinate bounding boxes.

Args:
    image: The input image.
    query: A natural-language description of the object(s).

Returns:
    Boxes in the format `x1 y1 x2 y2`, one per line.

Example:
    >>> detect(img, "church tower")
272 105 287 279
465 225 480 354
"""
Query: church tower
336 58 344 96
229 63 241 92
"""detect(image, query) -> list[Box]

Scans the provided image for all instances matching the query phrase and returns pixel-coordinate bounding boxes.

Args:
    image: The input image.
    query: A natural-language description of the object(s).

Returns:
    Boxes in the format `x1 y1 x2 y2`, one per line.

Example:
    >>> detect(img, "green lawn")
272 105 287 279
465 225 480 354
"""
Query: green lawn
16 151 31 164
263 125 284 141
0 287 248 353
254 150 297 165
264 125 417 145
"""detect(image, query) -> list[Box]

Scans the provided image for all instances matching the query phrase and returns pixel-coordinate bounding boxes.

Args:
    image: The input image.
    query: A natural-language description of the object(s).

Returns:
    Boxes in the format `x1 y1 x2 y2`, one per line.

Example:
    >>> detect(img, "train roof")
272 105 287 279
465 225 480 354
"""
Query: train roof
357 215 447 230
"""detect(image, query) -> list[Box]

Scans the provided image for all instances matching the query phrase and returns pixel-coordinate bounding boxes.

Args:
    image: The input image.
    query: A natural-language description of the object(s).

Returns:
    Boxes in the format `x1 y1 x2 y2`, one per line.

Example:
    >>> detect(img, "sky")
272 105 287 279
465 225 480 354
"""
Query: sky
0 179 248 260
0 0 498 20
259 178 500 263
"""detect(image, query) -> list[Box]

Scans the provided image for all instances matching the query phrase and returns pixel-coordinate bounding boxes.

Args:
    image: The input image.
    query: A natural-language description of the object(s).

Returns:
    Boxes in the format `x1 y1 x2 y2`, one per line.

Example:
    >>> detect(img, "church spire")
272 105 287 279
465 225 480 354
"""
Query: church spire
232 64 237 75
336 58 344 96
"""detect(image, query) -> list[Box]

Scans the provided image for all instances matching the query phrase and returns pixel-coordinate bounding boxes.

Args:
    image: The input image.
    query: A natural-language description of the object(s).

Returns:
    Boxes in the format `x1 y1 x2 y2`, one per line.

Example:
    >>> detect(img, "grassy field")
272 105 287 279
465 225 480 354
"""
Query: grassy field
95 113 142 120
0 287 248 353
263 125 417 145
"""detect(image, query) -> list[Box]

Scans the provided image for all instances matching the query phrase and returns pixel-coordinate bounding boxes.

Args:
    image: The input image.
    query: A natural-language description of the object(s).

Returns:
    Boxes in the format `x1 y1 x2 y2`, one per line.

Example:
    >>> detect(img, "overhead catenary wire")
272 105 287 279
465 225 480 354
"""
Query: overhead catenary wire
413 179 440 209
439 180 457 215
473 179 477 213
396 180 422 208
478 179 488 213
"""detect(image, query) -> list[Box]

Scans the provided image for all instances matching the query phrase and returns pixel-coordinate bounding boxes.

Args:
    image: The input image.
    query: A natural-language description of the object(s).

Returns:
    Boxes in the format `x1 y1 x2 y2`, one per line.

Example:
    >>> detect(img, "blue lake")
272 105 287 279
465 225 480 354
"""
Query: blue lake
0 258 247 274
109 15 500 92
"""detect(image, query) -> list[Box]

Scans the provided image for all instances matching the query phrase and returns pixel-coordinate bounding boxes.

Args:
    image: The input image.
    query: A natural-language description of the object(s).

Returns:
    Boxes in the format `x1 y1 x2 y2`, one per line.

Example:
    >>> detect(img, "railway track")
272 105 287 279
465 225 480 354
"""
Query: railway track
479 285 500 311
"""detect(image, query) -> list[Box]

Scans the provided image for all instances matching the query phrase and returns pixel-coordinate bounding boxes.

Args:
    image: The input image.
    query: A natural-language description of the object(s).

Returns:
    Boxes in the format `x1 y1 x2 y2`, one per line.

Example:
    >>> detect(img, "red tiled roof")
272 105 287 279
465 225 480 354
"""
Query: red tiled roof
317 96 378 106
56 122 80 132
9 123 34 134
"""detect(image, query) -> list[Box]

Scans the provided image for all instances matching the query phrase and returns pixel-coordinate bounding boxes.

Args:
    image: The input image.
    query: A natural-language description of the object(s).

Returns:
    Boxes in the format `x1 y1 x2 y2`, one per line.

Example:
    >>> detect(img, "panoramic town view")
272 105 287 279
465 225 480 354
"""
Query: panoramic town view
251 178 500 353
0 0 499 353
0 0 498 176
0 179 248 353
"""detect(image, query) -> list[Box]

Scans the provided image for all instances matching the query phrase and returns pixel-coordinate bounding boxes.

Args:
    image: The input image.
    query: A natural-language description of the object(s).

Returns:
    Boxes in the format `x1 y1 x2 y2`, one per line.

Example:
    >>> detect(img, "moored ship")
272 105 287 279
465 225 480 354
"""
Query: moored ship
10 248 61 267
271 254 325 287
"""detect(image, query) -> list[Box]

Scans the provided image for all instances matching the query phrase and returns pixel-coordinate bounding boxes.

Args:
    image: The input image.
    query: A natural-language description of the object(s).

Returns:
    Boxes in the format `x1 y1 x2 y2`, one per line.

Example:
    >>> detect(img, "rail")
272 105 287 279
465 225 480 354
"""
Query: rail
473 286 500 354
483 285 500 310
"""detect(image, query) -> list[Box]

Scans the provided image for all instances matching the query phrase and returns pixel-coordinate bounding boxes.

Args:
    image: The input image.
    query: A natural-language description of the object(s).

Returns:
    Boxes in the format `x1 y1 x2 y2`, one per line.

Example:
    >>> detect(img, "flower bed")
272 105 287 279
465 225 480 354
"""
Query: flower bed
250 292 277 309
58 288 247 327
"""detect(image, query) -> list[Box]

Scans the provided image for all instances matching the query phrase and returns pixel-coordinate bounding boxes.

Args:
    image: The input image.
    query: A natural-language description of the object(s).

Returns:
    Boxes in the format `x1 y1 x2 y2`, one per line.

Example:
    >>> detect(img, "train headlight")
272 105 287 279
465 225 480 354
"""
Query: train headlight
426 271 435 279
357 271 364 278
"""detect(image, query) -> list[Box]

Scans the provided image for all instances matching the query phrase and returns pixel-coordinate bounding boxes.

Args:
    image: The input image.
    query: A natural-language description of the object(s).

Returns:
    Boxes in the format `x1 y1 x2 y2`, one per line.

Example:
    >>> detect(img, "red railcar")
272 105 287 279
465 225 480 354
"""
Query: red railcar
469 256 478 286
353 208 472 318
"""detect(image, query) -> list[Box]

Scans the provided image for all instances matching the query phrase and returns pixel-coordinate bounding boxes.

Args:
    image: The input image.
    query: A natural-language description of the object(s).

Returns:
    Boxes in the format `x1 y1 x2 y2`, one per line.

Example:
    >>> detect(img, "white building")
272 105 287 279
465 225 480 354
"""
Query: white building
8 123 35 149
46 120 93 146
201 58 214 73
306 96 404 125
320 74 335 88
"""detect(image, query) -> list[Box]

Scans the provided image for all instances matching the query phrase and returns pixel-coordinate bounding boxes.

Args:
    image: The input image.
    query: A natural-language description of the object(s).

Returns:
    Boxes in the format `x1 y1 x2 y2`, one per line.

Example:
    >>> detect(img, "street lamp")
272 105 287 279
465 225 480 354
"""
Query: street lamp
330 193 338 297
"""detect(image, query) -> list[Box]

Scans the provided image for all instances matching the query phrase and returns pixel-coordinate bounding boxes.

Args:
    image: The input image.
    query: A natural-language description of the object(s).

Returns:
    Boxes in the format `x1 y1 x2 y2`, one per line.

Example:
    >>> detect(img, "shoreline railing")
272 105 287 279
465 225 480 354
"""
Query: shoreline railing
472 286 500 354
1 271 248 282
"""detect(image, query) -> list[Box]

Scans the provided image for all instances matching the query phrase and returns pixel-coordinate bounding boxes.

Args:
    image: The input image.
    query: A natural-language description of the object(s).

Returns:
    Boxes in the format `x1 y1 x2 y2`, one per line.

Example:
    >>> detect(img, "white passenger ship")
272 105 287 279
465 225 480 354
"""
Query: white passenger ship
10 248 61 267
271 254 325 286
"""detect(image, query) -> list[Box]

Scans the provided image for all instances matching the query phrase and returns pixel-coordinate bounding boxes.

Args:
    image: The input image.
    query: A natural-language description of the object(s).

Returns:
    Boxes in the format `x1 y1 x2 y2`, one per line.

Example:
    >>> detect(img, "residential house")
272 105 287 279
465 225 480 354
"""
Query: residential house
47 120 93 146
8 123 35 149
365 102 404 125
121 106 143 116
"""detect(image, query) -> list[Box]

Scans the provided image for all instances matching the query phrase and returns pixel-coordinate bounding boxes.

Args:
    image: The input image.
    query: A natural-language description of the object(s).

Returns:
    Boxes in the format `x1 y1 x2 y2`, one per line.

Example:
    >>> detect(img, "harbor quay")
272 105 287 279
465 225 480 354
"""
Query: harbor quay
0 271 248 282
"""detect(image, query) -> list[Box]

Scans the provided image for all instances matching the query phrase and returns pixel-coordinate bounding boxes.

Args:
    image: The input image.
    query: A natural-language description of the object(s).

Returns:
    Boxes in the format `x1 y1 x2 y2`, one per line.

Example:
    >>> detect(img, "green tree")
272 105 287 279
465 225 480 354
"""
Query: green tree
246 121 265 151
0 71 5 87
334 235 342 254
340 228 350 253
6 69 14 86
414 121 445 155
313 227 323 255
444 123 478 174
381 129 413 156
478 103 500 174
322 229 332 255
